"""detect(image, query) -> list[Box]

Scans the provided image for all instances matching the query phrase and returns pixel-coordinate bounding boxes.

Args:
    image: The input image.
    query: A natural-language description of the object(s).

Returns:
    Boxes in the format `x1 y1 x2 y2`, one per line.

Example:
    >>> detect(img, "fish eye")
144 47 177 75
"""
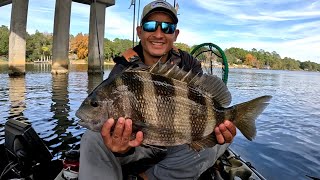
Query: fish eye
90 100 99 107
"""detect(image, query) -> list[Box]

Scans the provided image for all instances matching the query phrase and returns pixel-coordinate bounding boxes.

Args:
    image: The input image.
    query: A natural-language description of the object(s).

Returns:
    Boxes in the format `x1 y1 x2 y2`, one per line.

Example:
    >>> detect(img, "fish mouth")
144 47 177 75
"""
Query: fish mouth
76 110 105 132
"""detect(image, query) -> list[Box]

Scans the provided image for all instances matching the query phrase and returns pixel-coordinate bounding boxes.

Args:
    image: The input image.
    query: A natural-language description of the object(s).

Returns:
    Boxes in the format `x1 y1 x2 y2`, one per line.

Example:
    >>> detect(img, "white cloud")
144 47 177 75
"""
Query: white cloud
288 21 320 33
104 7 134 40
0 0 319 63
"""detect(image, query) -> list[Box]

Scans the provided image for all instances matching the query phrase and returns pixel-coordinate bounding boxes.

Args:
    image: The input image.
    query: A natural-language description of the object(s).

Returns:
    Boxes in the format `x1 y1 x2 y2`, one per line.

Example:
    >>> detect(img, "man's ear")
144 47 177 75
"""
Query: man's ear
173 29 180 42
136 26 142 39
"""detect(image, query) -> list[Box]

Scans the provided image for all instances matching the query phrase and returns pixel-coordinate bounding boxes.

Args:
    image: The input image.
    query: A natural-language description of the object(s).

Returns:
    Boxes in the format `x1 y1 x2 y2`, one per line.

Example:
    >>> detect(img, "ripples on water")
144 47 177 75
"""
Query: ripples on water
0 64 319 179
228 69 320 179
0 64 110 157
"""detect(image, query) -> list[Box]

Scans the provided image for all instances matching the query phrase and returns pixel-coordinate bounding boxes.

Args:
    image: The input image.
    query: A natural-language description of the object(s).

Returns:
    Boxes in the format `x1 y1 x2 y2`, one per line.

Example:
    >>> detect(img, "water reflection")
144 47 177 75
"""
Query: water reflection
0 77 28 144
87 73 103 94
8 77 27 122
32 63 51 72
49 74 75 156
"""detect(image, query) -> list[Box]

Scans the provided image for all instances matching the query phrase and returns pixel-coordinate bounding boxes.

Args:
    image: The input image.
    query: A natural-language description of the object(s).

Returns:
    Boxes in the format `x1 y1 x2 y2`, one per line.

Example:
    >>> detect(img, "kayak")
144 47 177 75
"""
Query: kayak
199 148 266 180
1 119 266 180
1 145 266 180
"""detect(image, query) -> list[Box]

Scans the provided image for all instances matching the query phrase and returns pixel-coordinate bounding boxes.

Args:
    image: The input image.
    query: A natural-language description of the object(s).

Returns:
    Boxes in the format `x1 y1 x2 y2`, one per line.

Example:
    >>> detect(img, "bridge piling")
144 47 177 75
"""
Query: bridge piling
8 0 28 77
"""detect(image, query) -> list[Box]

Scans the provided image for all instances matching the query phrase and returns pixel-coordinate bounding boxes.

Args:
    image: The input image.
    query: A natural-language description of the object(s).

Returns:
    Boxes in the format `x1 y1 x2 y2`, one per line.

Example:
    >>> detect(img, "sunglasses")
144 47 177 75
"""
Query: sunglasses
142 21 177 34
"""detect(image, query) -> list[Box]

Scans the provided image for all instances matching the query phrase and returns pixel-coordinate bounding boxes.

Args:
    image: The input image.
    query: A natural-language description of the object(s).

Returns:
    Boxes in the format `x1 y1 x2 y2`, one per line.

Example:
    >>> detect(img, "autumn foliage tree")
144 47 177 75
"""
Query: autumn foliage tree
244 53 258 67
70 33 89 59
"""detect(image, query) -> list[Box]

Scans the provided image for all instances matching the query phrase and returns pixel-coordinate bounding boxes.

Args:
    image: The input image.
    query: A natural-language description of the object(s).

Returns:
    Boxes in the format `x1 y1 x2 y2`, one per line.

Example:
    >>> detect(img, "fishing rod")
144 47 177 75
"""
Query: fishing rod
129 0 136 48
135 0 141 45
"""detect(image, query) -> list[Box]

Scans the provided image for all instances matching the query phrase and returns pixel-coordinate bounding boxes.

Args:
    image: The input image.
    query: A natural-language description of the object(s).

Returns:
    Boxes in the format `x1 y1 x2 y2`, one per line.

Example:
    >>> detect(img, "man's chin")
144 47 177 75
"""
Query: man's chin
150 50 167 57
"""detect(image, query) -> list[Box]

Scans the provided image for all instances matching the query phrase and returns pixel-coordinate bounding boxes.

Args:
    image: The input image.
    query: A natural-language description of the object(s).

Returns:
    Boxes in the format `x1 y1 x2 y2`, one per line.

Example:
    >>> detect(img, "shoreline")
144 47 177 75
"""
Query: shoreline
0 59 313 72
0 59 115 65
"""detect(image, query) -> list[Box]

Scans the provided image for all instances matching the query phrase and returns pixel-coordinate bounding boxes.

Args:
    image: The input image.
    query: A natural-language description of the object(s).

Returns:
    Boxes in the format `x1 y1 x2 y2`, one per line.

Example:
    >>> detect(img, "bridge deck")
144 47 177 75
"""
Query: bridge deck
0 0 114 7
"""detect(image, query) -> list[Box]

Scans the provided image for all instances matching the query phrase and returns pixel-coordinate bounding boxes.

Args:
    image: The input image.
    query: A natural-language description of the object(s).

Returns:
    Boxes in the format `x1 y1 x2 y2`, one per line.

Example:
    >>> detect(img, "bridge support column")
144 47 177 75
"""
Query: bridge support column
88 2 107 74
51 0 72 74
8 0 29 77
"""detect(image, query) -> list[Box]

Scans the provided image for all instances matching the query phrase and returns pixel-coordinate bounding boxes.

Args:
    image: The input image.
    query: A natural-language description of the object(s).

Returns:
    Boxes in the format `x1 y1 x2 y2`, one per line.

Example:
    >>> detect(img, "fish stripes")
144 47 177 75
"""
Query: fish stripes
187 86 208 140
76 62 272 151
151 74 177 144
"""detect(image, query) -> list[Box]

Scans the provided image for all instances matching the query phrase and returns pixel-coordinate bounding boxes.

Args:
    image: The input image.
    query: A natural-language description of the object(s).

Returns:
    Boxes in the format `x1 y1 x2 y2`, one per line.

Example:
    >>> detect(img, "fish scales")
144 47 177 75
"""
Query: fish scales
121 71 212 146
104 70 214 145
76 62 272 150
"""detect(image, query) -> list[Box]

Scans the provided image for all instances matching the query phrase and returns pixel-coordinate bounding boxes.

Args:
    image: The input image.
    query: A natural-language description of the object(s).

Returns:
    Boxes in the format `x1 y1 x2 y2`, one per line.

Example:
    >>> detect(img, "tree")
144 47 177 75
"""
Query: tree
104 38 113 61
70 33 89 59
244 53 257 67
26 30 53 61
0 25 9 56
224 50 237 64
112 38 132 58
174 42 190 52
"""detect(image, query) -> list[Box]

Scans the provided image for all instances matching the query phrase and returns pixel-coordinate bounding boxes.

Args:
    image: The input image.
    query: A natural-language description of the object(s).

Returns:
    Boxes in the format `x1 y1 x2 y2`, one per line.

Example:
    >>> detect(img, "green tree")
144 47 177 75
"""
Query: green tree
104 38 113 61
224 50 237 64
26 30 52 61
112 38 132 58
0 25 9 57
174 42 190 52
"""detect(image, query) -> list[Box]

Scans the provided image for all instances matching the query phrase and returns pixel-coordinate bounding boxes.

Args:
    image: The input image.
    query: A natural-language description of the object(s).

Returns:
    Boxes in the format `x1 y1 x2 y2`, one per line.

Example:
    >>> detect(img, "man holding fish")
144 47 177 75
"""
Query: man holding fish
78 0 238 179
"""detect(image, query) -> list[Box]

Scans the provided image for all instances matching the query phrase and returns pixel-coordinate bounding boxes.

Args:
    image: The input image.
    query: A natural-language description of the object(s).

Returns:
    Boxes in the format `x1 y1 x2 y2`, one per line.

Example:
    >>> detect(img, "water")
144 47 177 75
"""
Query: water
0 64 319 179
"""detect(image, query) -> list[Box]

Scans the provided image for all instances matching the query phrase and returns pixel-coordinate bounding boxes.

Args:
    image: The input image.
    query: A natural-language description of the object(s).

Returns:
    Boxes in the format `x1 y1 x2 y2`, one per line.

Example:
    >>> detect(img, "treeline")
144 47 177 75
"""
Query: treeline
224 47 320 71
0 25 319 71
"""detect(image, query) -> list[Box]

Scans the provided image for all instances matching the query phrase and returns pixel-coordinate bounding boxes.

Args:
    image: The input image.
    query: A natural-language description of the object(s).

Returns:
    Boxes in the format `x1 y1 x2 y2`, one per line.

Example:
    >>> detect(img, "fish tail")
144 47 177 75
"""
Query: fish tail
228 95 272 141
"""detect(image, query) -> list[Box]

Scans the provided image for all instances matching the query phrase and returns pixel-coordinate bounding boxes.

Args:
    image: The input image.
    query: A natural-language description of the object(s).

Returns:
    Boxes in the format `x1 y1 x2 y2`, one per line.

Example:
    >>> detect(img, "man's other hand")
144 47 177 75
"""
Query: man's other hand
214 120 236 144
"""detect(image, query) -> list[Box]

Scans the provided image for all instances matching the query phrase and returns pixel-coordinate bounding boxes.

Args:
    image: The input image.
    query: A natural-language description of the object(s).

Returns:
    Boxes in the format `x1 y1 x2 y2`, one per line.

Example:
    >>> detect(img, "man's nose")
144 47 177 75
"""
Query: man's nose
153 26 164 37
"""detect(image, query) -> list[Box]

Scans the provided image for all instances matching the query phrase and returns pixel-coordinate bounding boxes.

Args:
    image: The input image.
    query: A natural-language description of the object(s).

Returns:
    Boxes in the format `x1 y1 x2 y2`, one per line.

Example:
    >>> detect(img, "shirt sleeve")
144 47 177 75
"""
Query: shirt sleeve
179 50 203 75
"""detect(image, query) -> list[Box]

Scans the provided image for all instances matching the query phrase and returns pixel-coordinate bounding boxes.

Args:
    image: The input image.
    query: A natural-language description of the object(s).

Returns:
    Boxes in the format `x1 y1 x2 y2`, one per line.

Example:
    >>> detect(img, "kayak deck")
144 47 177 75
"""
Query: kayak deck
199 148 266 180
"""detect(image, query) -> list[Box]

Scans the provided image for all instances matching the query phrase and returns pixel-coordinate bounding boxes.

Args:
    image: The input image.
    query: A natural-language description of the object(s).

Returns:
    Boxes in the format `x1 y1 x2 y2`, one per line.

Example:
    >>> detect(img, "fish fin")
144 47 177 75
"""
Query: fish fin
180 70 195 82
190 133 217 151
147 62 232 107
132 120 147 131
190 73 231 107
231 95 272 140
141 144 167 151
164 64 180 77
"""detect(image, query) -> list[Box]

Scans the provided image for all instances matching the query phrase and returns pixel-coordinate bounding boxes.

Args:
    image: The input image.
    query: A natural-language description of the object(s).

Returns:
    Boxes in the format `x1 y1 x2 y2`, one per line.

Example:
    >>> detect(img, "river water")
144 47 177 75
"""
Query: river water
0 64 319 179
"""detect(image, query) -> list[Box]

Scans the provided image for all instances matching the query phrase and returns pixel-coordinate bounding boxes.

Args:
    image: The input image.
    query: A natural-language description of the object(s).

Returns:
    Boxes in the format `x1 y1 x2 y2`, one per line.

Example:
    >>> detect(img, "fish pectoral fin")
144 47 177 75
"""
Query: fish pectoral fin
132 121 148 133
141 144 167 151
190 133 218 151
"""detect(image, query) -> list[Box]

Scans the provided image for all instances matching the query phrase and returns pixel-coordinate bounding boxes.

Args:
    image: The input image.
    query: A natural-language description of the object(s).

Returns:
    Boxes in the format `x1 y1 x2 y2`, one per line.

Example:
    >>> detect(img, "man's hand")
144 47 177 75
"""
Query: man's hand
214 120 236 144
101 117 143 154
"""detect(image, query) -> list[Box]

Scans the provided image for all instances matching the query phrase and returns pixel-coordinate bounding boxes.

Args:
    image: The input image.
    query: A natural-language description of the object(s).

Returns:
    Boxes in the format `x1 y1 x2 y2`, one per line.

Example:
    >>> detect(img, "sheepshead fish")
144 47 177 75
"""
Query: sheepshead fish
76 62 272 150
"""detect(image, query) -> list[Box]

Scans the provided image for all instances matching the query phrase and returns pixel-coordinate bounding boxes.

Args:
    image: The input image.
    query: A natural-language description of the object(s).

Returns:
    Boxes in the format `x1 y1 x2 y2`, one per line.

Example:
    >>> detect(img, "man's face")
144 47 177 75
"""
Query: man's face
137 12 179 59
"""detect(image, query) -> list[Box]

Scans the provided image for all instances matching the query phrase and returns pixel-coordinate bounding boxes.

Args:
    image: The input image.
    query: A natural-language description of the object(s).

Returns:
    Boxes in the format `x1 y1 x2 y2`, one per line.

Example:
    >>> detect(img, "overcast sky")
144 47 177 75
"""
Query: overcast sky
0 0 319 63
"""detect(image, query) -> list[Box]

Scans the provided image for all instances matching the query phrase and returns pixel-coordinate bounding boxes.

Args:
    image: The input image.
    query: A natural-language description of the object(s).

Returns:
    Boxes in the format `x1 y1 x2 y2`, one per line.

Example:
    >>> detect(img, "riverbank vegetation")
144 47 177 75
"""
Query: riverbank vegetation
0 25 319 71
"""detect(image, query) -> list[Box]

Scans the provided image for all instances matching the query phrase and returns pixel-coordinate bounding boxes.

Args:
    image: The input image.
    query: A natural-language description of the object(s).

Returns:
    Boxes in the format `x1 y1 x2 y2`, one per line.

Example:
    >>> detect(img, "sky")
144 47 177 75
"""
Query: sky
0 0 319 63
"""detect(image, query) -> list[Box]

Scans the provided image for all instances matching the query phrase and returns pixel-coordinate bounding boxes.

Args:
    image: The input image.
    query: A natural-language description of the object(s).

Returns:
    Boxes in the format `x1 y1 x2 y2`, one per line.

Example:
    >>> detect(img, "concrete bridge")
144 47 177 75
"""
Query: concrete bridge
0 0 115 76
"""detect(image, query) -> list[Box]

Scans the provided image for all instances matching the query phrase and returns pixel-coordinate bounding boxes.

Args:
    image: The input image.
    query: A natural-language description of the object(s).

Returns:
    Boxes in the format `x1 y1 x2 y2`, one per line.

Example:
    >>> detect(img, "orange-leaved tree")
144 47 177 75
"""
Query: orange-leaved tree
70 33 89 59
244 53 258 67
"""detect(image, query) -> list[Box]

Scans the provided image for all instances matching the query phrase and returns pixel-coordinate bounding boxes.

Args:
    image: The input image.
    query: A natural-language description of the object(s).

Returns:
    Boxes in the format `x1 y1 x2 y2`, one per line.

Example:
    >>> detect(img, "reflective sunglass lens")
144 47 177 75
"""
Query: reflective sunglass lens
161 23 170 33
142 21 176 34
143 21 157 32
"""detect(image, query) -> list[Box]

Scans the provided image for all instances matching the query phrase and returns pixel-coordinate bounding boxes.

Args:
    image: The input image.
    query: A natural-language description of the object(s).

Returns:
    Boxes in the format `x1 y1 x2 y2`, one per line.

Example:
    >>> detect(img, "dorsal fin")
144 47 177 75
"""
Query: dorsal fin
143 62 232 107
